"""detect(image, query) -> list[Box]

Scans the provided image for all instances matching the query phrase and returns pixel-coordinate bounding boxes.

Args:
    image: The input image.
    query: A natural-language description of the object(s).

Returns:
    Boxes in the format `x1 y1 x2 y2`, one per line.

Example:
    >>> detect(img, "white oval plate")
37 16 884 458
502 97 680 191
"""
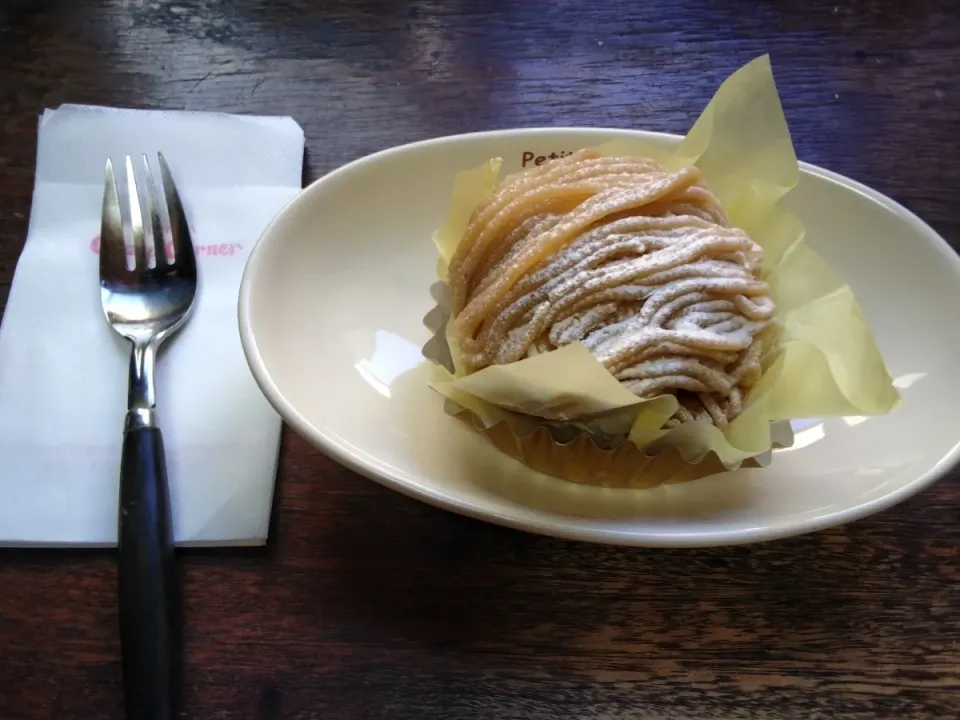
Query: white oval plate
238 129 960 547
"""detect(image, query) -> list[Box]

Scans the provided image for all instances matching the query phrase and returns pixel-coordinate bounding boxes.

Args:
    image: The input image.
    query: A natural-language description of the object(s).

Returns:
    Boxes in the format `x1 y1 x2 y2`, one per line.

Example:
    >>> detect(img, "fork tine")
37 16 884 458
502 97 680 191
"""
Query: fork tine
142 154 167 268
100 158 127 280
125 155 147 271
157 152 195 274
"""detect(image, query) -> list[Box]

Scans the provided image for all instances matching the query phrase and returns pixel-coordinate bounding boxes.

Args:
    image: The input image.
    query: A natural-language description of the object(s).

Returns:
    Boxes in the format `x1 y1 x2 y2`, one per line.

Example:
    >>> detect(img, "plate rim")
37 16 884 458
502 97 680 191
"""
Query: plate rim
238 126 960 547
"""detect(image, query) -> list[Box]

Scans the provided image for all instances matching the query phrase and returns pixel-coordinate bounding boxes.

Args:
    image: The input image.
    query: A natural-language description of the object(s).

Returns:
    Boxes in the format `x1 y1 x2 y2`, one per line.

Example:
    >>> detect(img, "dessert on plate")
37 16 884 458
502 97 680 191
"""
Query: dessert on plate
446 149 773 432
423 55 900 488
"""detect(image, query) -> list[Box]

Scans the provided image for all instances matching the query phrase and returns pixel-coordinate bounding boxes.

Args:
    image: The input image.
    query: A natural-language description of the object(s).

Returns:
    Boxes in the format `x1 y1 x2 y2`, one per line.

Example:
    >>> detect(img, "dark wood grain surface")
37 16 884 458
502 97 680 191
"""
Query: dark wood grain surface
1 1 959 718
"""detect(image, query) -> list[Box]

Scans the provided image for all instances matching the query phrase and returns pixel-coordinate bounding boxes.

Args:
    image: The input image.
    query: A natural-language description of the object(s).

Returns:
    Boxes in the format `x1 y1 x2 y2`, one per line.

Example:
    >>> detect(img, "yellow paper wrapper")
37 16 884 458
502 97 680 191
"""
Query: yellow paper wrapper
424 281 797 487
423 54 900 486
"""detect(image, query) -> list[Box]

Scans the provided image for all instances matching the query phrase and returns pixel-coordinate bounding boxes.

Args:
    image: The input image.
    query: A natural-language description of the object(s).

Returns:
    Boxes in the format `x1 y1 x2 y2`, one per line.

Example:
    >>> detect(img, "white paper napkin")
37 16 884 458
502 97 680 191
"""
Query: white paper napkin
0 104 305 547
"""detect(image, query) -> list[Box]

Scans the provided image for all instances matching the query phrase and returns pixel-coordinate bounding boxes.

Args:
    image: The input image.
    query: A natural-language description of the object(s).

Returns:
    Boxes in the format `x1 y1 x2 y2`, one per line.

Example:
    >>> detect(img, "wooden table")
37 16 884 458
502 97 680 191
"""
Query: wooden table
1 1 958 718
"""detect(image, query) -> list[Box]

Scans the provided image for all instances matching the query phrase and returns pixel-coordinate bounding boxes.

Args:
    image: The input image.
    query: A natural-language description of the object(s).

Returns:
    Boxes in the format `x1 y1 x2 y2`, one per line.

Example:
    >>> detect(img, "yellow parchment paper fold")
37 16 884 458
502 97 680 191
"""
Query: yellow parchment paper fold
424 54 900 473
433 158 502 280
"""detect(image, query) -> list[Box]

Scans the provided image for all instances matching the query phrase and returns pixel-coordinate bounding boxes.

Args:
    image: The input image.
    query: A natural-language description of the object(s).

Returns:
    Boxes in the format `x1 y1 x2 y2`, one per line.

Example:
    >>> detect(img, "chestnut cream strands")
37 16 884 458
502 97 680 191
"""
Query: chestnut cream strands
446 150 774 428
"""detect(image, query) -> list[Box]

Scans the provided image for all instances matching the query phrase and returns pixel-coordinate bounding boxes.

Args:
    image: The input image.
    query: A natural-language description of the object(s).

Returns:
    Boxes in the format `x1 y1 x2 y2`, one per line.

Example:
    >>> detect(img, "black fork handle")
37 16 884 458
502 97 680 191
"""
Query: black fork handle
118 426 179 720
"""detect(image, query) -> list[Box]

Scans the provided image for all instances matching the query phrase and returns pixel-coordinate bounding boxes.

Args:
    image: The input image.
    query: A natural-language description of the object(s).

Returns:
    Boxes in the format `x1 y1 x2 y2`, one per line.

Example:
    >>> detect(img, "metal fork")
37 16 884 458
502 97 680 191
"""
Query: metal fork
100 153 197 720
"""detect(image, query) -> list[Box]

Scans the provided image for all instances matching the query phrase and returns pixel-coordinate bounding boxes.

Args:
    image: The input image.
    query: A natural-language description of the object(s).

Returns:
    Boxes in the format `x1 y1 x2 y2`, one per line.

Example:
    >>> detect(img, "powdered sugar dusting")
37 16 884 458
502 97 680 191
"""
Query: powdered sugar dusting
449 155 774 427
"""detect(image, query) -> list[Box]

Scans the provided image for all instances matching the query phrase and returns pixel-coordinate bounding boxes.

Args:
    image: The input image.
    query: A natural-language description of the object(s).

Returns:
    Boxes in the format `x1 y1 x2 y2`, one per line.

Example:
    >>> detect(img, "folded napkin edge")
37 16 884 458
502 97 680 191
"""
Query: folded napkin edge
40 103 305 140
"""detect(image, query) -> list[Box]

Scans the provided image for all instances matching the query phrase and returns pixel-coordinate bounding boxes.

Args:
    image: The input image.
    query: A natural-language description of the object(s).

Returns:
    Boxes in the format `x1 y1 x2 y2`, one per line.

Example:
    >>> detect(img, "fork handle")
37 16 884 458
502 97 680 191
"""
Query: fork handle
118 426 178 720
